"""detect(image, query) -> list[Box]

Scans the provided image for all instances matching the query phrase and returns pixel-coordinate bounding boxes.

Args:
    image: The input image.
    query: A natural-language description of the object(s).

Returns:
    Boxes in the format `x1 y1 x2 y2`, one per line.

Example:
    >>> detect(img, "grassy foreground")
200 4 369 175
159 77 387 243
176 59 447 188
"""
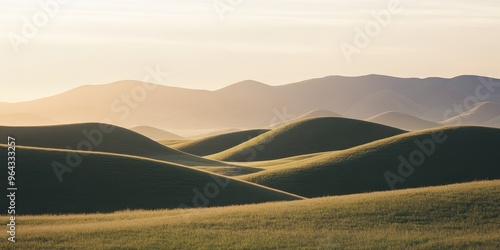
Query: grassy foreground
3 180 500 249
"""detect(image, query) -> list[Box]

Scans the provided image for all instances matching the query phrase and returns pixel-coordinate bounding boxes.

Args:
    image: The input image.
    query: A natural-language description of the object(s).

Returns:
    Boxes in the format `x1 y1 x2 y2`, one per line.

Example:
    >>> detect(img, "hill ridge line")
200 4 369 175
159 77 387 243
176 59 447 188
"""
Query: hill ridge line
1 144 306 200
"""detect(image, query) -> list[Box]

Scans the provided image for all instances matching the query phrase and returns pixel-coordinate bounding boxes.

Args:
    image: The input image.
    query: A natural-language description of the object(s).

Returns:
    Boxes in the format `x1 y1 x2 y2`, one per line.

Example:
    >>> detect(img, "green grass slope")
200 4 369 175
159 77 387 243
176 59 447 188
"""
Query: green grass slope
159 139 191 146
269 109 341 128
0 123 234 168
240 126 500 197
5 180 500 249
167 129 269 156
209 117 405 162
0 145 302 214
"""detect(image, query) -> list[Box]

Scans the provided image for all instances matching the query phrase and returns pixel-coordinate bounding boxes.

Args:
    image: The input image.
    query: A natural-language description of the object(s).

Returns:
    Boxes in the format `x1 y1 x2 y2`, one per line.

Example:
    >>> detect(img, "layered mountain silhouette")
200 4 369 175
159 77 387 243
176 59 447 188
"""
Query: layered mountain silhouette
2 75 499 130
367 111 439 131
442 102 500 126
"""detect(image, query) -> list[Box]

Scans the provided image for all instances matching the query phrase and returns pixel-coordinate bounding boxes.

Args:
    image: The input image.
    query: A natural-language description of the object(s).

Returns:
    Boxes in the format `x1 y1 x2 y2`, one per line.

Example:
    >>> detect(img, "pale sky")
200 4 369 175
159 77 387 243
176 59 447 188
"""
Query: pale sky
1 0 499 103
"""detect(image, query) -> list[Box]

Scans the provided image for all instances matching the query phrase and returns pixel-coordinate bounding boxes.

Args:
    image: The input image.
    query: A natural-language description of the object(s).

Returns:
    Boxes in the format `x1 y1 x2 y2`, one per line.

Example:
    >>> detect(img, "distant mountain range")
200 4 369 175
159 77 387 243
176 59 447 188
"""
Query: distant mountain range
2 75 500 131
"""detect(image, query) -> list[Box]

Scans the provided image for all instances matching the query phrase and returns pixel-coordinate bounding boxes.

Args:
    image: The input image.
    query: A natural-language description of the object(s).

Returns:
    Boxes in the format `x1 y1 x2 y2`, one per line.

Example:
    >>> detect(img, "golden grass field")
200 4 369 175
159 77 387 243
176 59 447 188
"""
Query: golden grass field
2 180 499 249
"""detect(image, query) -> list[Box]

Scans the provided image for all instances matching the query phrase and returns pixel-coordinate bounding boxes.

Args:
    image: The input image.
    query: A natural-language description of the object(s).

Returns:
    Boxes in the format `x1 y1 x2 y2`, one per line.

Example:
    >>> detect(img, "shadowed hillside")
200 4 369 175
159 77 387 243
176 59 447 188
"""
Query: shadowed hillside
239 126 500 197
0 123 234 168
209 117 405 162
0 145 302 214
166 129 269 156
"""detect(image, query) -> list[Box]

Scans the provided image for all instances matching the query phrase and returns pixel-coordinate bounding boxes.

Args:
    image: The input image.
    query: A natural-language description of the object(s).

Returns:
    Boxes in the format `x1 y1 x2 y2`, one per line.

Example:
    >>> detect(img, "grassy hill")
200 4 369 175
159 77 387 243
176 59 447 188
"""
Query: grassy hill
4 180 500 249
0 145 302 214
209 117 405 162
167 129 269 156
269 109 341 128
367 111 440 131
0 123 236 168
130 126 183 140
189 128 240 139
157 139 190 146
239 126 500 197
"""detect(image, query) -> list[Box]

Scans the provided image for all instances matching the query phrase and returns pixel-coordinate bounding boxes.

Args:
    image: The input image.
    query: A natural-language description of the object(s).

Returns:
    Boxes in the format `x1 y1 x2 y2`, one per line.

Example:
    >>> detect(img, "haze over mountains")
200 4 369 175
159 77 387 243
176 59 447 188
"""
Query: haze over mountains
442 102 500 126
367 112 439 131
2 75 500 133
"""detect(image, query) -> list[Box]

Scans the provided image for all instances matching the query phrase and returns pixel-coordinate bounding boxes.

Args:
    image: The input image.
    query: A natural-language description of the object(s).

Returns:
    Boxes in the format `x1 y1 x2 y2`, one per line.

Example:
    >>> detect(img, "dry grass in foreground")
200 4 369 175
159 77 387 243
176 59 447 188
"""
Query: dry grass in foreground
3 180 500 249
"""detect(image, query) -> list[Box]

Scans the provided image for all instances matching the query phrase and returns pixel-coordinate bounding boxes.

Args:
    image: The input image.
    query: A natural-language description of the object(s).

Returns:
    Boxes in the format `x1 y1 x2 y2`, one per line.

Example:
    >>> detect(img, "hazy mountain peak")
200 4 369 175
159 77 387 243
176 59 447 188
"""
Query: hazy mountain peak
217 80 270 92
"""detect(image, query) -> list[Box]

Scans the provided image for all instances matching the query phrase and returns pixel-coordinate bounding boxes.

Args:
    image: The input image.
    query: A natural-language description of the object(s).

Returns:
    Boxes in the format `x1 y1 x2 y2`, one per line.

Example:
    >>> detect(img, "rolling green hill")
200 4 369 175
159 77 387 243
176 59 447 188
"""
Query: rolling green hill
0 145 302 214
4 180 500 249
239 126 500 197
0 123 235 168
157 139 191 146
167 129 269 156
209 117 405 162
269 109 341 128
